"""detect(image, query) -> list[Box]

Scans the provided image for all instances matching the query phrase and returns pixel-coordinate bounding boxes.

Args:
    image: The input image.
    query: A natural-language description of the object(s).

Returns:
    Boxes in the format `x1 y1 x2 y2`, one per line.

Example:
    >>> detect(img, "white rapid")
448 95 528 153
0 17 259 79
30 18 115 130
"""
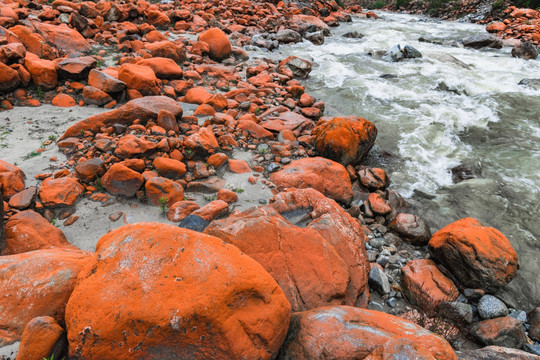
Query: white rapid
267 12 540 309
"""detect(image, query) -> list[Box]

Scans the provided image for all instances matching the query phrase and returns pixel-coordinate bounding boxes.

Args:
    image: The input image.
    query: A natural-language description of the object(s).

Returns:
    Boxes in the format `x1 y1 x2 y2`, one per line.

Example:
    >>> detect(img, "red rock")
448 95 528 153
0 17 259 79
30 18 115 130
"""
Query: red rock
153 156 187 179
198 27 232 61
313 116 377 166
24 53 58 89
101 163 144 197
0 43 26 65
15 316 65 360
428 218 518 292
137 57 183 79
0 248 91 340
61 96 182 139
388 213 431 245
51 93 76 107
207 153 228 168
228 159 251 173
2 209 75 255
0 62 21 91
192 200 229 221
0 171 25 200
185 86 212 104
358 167 389 190
402 259 459 314
167 200 200 222
7 186 36 210
156 109 179 132
184 127 219 156
75 158 106 183
279 306 457 360
146 8 170 29
206 188 370 311
367 192 391 215
118 63 161 96
217 189 238 203
145 176 184 207
145 40 186 63
39 177 83 207
486 22 507 33
270 157 353 204
115 134 157 158
32 21 90 55
260 111 314 137
87 69 126 94
204 93 228 111
10 25 58 60
83 85 113 106
56 56 96 80
470 317 527 349
194 104 216 116
65 223 291 359
237 120 274 139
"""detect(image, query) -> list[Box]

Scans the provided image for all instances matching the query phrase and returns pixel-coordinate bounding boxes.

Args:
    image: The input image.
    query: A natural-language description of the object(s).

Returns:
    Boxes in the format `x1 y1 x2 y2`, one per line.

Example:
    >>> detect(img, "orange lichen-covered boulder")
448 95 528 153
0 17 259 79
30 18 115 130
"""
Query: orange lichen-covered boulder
101 163 144 197
145 40 186 63
10 25 58 60
15 316 65 360
198 27 232 61
364 339 438 360
470 317 527 349
0 62 21 91
167 200 200 222
184 127 219 157
0 248 91 341
153 156 187 179
185 86 212 104
0 160 25 199
24 53 58 89
65 223 291 360
270 157 353 204
118 63 161 96
51 93 76 107
87 69 126 94
402 259 459 314
145 176 184 206
313 116 377 166
278 306 457 360
32 21 91 55
115 134 157 158
2 210 76 255
486 22 507 33
206 189 370 311
60 96 182 140
428 218 518 292
137 57 183 79
38 177 84 207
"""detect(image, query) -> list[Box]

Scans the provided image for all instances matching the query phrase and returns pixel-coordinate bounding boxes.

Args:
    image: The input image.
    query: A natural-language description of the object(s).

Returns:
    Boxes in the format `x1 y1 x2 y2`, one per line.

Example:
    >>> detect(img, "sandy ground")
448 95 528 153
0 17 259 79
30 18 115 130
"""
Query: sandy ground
0 104 274 254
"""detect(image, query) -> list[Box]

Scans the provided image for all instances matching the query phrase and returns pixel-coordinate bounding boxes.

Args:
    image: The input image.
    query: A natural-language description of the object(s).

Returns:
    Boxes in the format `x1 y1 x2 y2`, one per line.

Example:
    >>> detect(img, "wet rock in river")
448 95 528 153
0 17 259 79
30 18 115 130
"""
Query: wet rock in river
462 34 503 49
343 31 364 39
305 31 324 45
518 78 540 90
511 42 538 60
275 29 302 44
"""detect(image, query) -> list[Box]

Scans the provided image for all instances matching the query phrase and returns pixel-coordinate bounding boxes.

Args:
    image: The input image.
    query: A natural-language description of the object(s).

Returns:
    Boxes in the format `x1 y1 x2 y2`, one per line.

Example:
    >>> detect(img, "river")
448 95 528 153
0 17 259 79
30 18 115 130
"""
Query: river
269 12 540 310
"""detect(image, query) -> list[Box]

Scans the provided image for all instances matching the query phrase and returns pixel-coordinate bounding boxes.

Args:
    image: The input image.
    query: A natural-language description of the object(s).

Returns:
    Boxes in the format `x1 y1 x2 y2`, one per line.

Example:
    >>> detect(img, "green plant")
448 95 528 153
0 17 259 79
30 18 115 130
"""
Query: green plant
22 151 40 160
204 194 216 202
50 218 58 227
94 171 106 192
395 0 410 8
158 196 168 214
48 135 57 141
234 188 244 193
492 0 504 9
43 355 54 360
259 147 267 155
96 59 102 68
36 86 44 99
255 107 262 116
373 0 386 8
336 0 344 7
79 129 85 137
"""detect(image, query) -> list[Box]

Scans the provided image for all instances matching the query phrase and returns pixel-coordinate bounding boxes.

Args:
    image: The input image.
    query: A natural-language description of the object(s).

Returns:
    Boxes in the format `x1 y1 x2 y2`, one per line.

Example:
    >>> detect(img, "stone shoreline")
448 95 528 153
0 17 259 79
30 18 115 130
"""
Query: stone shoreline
1 0 539 359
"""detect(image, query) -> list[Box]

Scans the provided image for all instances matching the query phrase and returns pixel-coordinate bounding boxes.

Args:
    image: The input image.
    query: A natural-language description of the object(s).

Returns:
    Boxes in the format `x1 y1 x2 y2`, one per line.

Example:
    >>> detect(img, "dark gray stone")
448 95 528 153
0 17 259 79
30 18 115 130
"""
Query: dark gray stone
179 215 209 232
511 41 538 60
518 78 540 90
368 266 391 295
462 34 503 49
305 31 324 45
275 29 302 44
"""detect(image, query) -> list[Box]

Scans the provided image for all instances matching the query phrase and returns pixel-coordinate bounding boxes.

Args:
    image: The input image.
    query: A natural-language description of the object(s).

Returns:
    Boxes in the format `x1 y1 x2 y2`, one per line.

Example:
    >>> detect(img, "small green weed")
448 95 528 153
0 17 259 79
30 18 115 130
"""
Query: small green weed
23 151 40 160
94 172 106 192
159 196 168 214
204 194 216 202
234 188 244 193
48 135 57 141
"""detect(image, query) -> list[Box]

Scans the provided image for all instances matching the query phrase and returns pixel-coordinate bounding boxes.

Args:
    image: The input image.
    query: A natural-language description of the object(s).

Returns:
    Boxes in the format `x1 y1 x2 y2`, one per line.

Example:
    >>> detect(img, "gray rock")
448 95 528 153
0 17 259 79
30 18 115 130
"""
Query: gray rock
402 45 422 58
382 45 404 62
179 215 209 232
369 266 391 295
388 213 431 245
368 237 385 249
368 301 384 311
280 56 312 79
509 309 527 323
305 31 324 45
462 34 503 49
470 317 527 349
376 255 390 268
518 78 540 90
386 297 397 308
464 288 485 301
478 295 508 319
275 29 302 44
523 344 540 356
343 31 364 39
457 345 540 359
366 250 378 262
511 41 538 60
440 301 474 324
267 163 280 173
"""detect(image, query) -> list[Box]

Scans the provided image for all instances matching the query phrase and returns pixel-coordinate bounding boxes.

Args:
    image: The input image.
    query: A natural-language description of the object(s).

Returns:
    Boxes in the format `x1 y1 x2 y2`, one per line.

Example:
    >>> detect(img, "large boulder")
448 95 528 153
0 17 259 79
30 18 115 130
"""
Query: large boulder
60 96 183 139
118 63 161 96
0 62 21 91
198 27 232 61
32 21 91 55
278 306 457 360
470 317 527 349
457 346 540 360
205 188 370 311
401 259 459 314
511 41 538 61
428 218 518 292
24 53 58 89
38 177 84 207
270 157 353 204
462 34 503 49
65 223 291 359
2 210 75 255
0 249 91 343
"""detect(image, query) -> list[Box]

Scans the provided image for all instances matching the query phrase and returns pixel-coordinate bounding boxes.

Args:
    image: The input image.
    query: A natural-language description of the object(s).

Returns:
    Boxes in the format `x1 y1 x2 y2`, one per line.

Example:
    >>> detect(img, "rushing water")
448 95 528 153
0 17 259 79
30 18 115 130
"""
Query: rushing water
269 12 540 309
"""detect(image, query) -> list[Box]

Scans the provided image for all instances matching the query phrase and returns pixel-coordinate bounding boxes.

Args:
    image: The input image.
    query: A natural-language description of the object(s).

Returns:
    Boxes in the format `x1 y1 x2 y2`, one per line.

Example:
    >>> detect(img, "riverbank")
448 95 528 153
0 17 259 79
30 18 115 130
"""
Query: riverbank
1 0 539 359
